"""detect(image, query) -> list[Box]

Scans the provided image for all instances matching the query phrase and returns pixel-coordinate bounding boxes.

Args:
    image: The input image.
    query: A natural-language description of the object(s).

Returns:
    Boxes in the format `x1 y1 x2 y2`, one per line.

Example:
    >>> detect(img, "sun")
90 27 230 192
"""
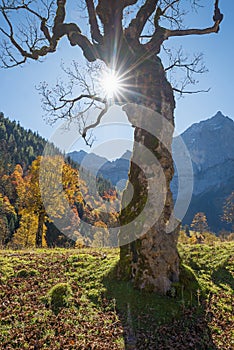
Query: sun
101 69 123 99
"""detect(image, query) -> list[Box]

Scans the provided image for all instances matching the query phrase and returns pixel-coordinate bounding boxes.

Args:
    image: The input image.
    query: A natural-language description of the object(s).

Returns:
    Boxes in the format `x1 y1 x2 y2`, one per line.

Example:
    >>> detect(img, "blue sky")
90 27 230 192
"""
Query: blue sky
0 1 233 159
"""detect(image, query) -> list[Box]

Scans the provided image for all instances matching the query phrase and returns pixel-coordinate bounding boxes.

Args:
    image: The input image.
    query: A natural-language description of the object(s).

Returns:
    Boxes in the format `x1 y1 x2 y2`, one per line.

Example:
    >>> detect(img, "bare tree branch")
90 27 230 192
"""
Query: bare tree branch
0 9 34 61
159 0 185 29
164 0 223 39
165 22 220 38
40 86 105 113
143 0 223 55
123 0 138 7
125 0 159 39
0 39 27 67
2 1 45 20
162 45 209 95
173 87 210 95
85 0 103 44
161 0 180 16
40 18 52 42
38 78 106 122
165 50 207 74
82 102 108 144
140 0 183 41
1 1 53 45
37 60 110 147
35 55 113 148
0 0 99 67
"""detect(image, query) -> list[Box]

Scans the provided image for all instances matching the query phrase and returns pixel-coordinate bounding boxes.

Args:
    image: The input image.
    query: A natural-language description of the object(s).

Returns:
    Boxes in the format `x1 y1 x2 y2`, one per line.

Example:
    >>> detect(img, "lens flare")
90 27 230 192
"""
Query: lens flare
101 70 122 98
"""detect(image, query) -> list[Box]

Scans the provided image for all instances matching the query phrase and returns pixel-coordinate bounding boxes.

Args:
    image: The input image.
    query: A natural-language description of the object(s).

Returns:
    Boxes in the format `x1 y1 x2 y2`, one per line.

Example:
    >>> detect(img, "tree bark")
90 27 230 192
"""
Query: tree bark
118 55 180 294
36 211 45 248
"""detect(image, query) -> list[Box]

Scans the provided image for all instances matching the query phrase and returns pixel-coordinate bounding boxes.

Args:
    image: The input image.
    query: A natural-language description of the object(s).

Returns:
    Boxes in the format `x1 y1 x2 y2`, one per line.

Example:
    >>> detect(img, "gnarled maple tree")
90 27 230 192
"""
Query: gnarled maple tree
0 0 223 293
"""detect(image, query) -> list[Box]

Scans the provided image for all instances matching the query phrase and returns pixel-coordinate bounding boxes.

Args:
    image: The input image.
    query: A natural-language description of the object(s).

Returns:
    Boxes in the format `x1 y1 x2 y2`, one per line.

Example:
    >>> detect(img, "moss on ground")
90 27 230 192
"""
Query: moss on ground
47 282 73 314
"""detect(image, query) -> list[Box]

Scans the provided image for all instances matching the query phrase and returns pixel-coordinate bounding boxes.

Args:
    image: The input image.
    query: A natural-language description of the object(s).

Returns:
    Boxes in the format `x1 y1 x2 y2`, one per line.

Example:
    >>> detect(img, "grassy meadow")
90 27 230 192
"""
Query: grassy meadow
0 242 233 349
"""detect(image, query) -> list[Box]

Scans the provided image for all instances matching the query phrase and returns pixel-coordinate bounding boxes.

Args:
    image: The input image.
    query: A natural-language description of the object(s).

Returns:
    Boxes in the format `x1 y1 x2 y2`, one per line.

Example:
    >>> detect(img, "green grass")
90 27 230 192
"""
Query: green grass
0 243 233 349
178 242 234 294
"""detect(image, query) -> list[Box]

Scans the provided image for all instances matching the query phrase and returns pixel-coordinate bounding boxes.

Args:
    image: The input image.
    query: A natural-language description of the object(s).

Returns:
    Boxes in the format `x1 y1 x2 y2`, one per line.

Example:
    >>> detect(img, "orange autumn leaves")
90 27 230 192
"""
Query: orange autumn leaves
1 156 119 248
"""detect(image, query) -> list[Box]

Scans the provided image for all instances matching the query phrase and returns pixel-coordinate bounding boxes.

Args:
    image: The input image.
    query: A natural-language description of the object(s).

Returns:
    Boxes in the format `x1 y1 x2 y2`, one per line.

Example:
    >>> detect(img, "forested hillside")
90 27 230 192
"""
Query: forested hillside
0 113 118 249
0 112 60 175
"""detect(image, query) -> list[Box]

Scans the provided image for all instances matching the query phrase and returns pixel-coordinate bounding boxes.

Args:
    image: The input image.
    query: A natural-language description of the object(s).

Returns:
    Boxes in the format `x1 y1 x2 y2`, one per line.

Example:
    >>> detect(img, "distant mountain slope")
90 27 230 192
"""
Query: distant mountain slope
68 150 109 174
69 111 234 232
172 111 234 232
68 150 131 189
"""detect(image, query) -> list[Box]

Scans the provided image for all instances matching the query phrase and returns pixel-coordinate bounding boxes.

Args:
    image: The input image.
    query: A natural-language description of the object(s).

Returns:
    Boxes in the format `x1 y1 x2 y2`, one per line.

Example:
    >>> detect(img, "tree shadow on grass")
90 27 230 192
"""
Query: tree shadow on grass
211 262 234 290
102 262 218 350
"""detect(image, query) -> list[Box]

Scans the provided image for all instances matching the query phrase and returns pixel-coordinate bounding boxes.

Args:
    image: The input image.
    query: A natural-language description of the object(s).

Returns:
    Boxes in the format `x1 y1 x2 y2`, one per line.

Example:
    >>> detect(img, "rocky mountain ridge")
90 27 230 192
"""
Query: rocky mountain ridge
172 111 234 231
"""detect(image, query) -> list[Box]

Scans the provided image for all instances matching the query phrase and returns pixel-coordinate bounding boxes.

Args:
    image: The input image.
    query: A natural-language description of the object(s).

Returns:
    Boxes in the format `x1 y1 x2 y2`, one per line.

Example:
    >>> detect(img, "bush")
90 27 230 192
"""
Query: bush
47 282 73 314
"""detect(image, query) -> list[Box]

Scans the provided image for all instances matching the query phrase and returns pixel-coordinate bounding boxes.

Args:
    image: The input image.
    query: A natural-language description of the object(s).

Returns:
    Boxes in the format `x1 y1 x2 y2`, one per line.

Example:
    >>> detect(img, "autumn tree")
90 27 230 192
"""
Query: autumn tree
0 193 17 246
15 156 81 247
191 212 209 235
0 164 24 206
0 0 223 293
12 209 42 248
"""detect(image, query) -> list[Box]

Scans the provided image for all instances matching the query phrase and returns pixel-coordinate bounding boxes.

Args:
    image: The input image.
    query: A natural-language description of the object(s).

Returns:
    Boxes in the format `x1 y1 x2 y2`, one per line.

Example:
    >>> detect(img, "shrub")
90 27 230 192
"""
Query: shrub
47 282 73 313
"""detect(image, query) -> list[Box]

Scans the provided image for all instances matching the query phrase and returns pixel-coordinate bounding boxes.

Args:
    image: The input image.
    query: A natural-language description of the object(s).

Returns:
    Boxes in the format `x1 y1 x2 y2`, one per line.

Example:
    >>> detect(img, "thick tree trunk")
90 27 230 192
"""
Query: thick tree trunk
118 55 180 294
36 211 45 248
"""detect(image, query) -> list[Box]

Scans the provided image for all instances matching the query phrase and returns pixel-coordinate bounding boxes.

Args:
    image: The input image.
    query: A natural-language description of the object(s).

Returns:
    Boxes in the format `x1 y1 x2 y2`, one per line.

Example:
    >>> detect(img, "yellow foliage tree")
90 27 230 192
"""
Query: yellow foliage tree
0 193 17 245
18 156 83 247
12 209 47 248
191 212 208 234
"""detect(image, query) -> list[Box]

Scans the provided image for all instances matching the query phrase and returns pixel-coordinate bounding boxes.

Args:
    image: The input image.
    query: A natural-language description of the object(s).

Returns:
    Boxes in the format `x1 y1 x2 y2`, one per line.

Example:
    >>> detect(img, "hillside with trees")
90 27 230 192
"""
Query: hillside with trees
1 111 233 249
0 112 59 175
0 113 118 249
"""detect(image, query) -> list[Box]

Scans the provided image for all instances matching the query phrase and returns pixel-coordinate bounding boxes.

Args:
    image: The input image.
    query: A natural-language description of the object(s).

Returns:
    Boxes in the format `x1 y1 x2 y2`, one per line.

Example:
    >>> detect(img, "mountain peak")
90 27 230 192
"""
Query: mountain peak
210 111 232 122
207 111 234 129
120 150 132 160
214 110 225 118
181 111 233 137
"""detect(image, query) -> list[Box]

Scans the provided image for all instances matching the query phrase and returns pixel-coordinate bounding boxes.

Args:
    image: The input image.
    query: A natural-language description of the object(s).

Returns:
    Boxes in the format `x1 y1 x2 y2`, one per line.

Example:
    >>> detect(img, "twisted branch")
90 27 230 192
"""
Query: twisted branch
85 0 103 44
0 0 99 67
164 0 223 39
125 0 159 39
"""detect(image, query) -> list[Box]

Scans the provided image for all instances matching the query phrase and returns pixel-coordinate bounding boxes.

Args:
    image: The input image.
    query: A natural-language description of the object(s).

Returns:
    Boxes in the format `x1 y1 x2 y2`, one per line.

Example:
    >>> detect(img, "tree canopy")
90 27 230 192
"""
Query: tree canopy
0 1 223 141
0 1 223 67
